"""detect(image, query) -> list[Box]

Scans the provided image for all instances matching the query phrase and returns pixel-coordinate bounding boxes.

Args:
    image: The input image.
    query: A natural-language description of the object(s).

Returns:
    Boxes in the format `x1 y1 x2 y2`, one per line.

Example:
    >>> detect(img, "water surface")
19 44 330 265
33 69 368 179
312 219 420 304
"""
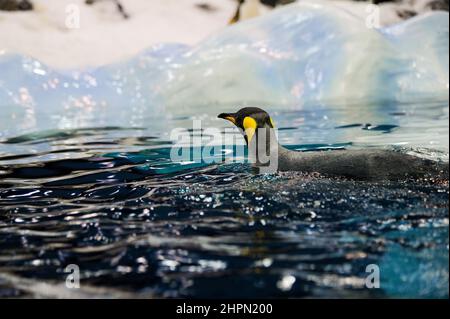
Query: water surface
0 101 448 298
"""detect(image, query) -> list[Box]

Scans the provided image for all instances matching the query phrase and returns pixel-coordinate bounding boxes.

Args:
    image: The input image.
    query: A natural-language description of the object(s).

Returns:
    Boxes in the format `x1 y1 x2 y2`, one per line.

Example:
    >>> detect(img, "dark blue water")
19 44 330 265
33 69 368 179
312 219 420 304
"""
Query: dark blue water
0 105 448 298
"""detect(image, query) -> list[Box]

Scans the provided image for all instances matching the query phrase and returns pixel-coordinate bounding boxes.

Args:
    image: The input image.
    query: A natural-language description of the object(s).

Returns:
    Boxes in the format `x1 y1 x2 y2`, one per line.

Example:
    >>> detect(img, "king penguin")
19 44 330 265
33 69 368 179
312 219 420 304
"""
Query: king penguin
218 107 449 181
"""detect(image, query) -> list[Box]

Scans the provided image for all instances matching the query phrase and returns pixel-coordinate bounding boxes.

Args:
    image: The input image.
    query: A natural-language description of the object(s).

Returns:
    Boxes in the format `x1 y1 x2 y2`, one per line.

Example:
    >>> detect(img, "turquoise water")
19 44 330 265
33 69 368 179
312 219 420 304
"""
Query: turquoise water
0 101 448 298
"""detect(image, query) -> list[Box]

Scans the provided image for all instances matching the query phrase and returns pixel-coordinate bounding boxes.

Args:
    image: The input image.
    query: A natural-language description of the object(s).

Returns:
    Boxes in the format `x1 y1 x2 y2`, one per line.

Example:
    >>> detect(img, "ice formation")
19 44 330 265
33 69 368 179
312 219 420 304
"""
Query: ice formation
0 1 448 137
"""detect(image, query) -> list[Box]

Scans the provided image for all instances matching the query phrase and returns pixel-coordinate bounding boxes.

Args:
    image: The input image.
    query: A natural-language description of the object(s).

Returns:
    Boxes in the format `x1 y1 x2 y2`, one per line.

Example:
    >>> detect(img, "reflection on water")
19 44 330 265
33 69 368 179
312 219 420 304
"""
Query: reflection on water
0 102 448 298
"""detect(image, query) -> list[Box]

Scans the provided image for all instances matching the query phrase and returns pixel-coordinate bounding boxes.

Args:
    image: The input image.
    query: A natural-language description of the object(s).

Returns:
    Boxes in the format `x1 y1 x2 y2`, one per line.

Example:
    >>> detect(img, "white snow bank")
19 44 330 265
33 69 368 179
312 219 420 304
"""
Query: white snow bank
0 0 446 69
0 0 236 69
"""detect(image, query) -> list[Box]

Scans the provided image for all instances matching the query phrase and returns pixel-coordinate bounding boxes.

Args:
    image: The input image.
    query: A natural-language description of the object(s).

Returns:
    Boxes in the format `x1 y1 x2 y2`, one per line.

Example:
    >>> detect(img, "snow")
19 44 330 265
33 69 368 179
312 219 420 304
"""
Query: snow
0 0 237 69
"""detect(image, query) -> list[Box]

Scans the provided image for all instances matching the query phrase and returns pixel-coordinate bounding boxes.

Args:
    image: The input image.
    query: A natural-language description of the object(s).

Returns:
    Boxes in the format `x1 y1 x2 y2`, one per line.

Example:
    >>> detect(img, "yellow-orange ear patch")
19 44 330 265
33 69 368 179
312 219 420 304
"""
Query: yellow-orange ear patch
243 116 257 143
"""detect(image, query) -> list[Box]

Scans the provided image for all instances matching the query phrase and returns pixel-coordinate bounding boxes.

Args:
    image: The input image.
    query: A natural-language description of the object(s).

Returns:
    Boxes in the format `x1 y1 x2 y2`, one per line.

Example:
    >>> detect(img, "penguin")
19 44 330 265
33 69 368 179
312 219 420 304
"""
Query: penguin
218 107 449 181
229 0 265 24
229 0 296 24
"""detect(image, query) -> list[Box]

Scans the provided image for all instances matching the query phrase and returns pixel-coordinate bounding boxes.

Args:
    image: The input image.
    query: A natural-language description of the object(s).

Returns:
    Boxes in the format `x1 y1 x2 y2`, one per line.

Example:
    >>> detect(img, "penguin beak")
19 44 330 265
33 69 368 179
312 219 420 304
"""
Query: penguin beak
218 113 237 125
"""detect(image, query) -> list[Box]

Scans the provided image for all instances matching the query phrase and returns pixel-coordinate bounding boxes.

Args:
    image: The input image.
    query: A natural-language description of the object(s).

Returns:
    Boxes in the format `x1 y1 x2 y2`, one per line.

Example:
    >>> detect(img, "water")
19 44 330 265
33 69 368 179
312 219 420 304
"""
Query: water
0 101 448 298
0 2 448 299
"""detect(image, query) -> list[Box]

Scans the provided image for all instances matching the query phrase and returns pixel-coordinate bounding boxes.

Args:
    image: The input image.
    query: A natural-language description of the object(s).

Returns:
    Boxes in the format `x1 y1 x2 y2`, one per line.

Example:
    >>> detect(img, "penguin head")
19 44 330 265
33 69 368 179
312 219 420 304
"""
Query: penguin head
218 107 275 144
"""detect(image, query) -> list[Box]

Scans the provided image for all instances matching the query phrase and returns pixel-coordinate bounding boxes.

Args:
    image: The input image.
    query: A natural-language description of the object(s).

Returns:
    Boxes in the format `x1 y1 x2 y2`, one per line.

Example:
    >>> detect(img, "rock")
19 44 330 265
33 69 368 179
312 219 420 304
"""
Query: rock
85 0 129 19
0 0 33 11
427 0 449 10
